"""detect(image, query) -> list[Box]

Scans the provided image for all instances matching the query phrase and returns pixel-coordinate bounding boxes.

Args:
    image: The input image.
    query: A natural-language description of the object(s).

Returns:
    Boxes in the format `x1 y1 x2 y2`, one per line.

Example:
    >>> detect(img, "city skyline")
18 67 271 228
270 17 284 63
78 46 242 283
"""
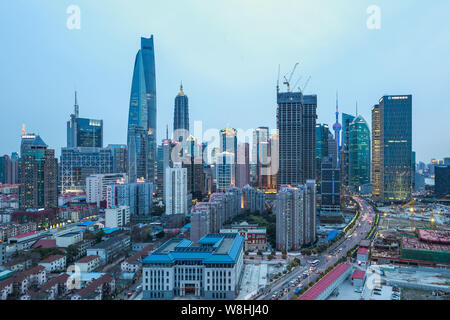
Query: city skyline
1 0 450 164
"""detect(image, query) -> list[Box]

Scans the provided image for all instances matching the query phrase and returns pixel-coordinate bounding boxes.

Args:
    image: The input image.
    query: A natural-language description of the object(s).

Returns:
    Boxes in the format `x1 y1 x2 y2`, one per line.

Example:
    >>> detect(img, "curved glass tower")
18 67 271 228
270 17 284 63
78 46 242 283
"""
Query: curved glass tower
349 115 371 189
127 36 157 183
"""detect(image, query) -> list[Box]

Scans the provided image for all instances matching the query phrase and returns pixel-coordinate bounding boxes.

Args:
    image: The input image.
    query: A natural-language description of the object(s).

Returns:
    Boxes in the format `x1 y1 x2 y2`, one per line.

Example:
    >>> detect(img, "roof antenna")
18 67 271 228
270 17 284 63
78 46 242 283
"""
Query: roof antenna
166 124 169 140
74 90 79 118
356 100 358 116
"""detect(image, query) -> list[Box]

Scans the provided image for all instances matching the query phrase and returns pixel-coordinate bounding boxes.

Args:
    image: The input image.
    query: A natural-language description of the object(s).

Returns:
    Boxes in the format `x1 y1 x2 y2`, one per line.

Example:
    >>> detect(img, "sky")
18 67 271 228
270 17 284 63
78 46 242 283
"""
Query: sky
0 0 449 163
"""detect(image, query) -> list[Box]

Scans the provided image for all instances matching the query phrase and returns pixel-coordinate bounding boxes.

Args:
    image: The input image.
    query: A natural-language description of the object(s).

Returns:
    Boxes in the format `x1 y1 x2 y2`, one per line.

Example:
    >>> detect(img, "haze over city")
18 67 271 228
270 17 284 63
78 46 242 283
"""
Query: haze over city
1 0 450 162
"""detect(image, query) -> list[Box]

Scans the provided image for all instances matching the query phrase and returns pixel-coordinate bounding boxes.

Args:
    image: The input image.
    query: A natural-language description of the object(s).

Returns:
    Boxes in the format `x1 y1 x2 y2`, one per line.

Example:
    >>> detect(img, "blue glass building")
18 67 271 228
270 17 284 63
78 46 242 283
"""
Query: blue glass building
349 115 371 189
372 95 412 203
127 35 157 183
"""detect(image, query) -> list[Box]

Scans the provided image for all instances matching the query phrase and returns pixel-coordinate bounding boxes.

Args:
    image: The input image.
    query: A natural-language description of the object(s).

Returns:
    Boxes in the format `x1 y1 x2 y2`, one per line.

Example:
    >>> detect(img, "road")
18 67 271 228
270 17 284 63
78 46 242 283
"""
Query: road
254 196 376 300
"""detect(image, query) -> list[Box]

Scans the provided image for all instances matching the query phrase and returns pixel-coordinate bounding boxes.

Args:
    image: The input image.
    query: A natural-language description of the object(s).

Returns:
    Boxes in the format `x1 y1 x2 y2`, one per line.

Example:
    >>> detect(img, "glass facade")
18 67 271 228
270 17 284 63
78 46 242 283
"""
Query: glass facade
127 35 157 183
349 115 371 189
372 95 412 203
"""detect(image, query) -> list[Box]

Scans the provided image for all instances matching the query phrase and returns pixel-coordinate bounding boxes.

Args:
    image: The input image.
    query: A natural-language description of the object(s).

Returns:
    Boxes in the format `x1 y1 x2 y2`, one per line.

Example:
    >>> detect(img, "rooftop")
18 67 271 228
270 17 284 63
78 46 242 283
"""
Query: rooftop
357 248 368 255
40 255 65 264
76 255 100 263
298 264 351 300
352 269 366 280
142 234 244 265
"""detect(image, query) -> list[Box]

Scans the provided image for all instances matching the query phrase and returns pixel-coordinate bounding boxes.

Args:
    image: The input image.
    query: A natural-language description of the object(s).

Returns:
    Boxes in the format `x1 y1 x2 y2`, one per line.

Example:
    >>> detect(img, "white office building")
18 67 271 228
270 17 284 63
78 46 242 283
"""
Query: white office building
105 206 130 229
165 163 187 215
86 173 128 206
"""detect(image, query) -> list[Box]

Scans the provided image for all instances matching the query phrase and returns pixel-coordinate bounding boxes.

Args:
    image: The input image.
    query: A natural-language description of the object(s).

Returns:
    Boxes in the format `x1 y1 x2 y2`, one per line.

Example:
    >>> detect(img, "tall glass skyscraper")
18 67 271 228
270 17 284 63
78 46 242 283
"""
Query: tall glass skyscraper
277 91 317 186
173 84 189 141
348 115 371 190
372 95 412 203
67 92 103 148
127 35 157 183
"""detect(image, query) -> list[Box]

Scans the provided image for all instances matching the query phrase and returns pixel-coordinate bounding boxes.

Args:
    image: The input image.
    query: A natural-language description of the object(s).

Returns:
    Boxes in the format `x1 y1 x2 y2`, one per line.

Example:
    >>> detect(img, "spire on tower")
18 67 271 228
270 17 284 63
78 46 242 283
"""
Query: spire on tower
74 91 79 118
166 124 169 140
22 123 26 137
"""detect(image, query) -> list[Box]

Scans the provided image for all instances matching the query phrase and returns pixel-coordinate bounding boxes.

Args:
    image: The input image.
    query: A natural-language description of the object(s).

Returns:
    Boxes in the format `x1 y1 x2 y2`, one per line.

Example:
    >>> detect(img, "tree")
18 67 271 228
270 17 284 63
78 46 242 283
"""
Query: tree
66 244 79 262
257 250 262 256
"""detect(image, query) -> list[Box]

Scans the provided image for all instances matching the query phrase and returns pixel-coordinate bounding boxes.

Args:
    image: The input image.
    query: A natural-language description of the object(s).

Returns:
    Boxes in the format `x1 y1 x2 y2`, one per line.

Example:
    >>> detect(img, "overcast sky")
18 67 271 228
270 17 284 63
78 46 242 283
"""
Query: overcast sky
1 0 449 163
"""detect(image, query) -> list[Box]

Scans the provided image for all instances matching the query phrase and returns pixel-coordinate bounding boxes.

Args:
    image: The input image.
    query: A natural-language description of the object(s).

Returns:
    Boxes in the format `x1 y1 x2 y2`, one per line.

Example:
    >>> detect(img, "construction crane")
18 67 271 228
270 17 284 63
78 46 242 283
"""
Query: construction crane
400 199 416 232
282 62 299 92
299 76 311 94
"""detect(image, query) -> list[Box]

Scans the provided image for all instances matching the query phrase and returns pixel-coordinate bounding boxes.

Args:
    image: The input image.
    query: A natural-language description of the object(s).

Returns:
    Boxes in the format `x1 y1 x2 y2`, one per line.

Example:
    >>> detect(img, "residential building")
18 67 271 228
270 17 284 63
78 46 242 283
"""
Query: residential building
105 206 130 228
39 255 67 272
165 163 187 215
55 231 83 248
86 234 131 264
74 255 101 273
220 222 267 251
276 181 316 251
108 181 153 216
120 244 154 273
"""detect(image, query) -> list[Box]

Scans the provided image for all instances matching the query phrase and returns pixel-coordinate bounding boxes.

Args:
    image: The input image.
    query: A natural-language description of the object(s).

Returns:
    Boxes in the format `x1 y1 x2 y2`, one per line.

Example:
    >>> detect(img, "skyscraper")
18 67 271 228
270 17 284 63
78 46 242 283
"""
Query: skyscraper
165 163 187 215
315 123 330 192
348 115 371 190
320 156 341 213
276 181 316 251
276 91 317 186
372 95 412 203
127 35 157 184
340 113 355 194
67 92 103 148
252 127 269 186
173 83 189 141
19 134 57 209
236 143 250 188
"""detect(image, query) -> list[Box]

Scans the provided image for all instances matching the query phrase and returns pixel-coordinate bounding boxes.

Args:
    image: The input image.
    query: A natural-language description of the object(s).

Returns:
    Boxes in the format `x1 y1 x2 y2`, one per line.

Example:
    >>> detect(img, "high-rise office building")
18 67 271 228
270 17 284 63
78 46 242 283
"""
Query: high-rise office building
315 123 330 192
127 35 157 184
108 181 154 216
320 157 341 213
165 163 187 215
183 135 204 200
276 91 317 186
0 155 11 184
276 181 316 251
67 92 103 148
252 127 269 186
348 115 371 190
86 173 128 207
435 166 450 198
19 134 57 209
173 84 189 141
59 147 113 194
216 152 235 192
371 95 412 203
236 143 250 188
341 113 355 150
340 113 355 193
106 144 128 174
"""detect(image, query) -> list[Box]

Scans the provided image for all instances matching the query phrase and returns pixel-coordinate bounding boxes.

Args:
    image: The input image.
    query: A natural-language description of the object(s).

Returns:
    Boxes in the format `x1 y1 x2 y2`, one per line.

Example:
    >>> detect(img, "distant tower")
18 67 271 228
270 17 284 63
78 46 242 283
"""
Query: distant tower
74 91 79 118
21 123 26 136
332 92 342 166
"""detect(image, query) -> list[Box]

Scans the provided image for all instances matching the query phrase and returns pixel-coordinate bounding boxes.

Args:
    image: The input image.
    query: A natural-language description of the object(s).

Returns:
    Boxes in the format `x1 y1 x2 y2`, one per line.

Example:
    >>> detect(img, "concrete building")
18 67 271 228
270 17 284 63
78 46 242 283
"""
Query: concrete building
105 206 130 229
165 163 187 215
39 255 67 272
108 181 153 216
371 95 412 203
277 91 317 186
55 231 83 248
86 173 128 206
86 234 130 264
74 255 101 273
220 222 267 251
0 242 5 266
276 181 316 251
142 233 244 300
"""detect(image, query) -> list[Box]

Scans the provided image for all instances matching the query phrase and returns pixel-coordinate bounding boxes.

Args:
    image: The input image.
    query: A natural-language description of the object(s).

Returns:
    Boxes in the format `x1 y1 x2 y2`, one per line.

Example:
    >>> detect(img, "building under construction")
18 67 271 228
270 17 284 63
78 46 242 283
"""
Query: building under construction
371 228 450 266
